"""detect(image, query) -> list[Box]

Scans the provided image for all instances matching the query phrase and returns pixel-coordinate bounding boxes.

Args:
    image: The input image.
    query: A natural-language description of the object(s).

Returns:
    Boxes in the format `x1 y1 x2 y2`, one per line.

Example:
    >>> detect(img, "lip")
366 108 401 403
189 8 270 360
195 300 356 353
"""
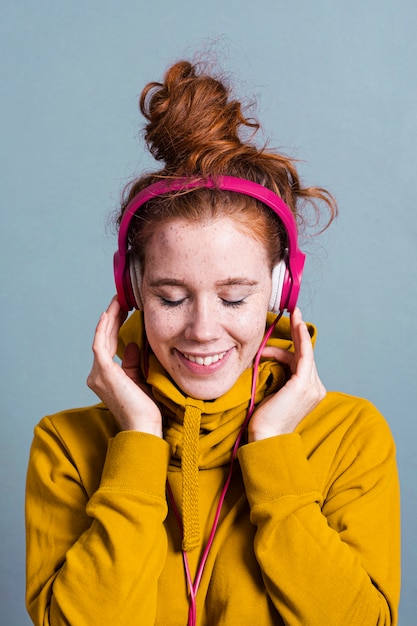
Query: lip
175 347 233 375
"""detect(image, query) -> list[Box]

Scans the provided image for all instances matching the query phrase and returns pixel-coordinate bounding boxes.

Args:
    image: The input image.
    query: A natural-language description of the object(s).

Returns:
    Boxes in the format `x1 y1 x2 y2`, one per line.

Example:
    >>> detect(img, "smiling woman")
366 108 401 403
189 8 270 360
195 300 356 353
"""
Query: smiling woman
25 58 400 626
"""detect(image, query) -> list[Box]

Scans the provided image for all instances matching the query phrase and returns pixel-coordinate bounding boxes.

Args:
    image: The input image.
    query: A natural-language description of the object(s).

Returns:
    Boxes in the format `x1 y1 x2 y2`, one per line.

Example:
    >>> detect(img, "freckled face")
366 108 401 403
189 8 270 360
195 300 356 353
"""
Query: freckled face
141 217 272 400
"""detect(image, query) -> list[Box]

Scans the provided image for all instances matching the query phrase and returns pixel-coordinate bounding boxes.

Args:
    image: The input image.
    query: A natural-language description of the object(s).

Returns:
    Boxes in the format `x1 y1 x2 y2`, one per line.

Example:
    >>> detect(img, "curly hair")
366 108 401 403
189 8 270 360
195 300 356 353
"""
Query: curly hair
118 60 337 268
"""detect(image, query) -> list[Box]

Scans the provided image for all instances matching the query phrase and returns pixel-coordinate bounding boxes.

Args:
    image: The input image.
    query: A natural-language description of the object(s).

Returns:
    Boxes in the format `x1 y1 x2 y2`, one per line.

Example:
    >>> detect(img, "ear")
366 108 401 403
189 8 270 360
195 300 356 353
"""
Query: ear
269 259 286 313
129 254 144 310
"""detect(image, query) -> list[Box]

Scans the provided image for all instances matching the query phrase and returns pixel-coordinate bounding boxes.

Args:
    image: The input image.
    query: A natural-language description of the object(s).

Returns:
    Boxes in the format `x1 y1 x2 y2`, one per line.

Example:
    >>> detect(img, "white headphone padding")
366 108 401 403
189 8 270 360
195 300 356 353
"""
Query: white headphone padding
129 254 144 310
269 259 286 313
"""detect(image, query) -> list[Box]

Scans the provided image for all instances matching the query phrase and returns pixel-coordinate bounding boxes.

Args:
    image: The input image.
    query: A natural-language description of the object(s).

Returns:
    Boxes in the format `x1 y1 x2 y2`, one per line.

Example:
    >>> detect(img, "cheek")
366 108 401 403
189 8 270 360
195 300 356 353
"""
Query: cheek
143 309 169 345
143 304 186 356
237 306 269 356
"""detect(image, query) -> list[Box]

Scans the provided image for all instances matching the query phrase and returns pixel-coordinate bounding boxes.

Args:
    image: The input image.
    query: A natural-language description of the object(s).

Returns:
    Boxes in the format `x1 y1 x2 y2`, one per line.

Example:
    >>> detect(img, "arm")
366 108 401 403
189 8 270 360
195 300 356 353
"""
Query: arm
26 415 171 626
240 309 400 625
238 401 400 625
26 297 170 625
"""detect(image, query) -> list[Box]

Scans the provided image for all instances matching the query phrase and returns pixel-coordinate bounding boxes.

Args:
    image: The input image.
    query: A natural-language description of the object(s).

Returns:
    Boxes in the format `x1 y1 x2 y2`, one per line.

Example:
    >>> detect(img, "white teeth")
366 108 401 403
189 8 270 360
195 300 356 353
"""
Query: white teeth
183 352 227 366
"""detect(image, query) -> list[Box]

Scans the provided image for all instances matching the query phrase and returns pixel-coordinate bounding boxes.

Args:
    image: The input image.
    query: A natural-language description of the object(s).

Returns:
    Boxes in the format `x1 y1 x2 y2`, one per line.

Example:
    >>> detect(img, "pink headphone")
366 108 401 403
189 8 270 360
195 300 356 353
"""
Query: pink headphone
114 176 305 313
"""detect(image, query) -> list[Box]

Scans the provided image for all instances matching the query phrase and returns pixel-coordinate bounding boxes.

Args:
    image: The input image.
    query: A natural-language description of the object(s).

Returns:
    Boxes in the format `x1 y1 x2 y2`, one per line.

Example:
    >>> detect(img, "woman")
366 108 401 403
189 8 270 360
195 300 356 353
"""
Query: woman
25 60 400 625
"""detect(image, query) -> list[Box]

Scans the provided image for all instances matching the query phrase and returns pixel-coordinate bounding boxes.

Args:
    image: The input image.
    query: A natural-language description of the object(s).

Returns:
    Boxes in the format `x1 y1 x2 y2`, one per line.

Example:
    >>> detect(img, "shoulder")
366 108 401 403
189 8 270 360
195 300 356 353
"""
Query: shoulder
32 404 120 497
298 391 397 486
38 403 119 443
300 391 395 443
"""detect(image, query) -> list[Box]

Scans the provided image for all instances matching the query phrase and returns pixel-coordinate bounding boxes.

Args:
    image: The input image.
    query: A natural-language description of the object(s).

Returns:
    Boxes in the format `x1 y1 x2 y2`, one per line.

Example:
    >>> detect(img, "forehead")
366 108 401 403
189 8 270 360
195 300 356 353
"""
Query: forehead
144 216 269 276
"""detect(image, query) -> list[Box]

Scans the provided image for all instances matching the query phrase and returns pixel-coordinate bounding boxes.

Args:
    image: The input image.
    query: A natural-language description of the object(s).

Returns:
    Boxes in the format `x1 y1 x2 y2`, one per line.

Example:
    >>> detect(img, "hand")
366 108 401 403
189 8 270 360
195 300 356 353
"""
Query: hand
87 296 163 436
248 308 326 442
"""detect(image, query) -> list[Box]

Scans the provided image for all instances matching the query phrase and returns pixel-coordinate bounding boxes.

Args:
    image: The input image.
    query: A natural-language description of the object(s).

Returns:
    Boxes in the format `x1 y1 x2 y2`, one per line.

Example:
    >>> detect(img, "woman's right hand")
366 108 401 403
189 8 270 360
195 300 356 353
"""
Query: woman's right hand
87 296 163 437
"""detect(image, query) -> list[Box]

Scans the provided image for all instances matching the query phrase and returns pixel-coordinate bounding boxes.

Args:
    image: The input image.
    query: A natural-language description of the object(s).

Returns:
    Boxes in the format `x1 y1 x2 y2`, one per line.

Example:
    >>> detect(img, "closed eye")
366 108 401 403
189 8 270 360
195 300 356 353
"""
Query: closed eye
160 297 245 308
221 298 245 308
160 297 186 308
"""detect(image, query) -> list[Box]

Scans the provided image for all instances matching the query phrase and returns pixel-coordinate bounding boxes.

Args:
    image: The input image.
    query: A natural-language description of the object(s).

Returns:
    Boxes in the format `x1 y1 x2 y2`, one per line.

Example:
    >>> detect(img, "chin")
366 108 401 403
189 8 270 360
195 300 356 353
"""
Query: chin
174 376 238 401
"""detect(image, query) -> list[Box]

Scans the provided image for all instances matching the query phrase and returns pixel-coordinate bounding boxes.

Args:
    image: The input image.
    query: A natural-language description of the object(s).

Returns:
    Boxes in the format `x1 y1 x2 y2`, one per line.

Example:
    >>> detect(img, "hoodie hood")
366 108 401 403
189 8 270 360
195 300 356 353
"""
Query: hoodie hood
117 310 316 550
117 310 317 466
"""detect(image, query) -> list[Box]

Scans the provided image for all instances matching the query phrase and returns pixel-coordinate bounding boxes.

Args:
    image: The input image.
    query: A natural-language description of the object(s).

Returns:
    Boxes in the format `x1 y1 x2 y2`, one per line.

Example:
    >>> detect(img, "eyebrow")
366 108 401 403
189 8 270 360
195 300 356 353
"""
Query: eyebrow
216 278 259 287
148 277 259 288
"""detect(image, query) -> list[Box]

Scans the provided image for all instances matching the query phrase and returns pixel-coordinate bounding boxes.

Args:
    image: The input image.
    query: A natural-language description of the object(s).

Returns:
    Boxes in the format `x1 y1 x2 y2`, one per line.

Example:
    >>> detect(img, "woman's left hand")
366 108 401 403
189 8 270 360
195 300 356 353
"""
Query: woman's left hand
248 308 326 442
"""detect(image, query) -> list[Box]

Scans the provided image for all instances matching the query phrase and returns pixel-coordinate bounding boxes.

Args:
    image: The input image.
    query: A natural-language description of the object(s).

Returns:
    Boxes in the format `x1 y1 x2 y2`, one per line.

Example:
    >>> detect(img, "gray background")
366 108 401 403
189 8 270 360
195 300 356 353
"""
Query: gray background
1 1 416 623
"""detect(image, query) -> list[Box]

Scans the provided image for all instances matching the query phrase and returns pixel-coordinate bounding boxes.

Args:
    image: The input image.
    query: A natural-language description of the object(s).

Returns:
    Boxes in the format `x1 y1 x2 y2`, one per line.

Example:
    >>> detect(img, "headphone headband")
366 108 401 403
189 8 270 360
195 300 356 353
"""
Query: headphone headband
114 176 305 312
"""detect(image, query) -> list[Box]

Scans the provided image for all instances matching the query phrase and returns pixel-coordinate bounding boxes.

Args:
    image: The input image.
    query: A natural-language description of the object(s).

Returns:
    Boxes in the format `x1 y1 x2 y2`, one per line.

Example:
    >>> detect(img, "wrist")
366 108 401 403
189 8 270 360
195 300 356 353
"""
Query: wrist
118 414 163 438
248 418 297 442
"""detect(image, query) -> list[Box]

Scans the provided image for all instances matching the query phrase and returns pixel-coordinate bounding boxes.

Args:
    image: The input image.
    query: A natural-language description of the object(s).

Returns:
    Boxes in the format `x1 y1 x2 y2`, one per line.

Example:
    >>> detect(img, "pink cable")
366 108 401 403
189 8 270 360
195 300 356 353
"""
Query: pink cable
167 313 282 625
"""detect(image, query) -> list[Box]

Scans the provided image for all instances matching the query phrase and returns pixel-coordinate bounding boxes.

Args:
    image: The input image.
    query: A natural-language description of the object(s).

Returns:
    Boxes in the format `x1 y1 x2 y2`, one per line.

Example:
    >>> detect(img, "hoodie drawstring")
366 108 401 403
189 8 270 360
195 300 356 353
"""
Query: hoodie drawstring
182 404 202 551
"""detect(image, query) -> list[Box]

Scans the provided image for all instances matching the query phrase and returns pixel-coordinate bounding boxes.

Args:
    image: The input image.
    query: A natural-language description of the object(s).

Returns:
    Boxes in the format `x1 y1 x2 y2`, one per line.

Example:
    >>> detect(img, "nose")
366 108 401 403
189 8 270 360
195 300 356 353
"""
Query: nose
184 297 221 343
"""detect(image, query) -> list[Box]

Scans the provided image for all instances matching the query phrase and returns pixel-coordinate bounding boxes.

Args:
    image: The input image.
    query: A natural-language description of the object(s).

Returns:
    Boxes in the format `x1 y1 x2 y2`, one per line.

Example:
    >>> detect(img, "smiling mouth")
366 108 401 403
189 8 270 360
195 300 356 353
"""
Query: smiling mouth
181 351 228 366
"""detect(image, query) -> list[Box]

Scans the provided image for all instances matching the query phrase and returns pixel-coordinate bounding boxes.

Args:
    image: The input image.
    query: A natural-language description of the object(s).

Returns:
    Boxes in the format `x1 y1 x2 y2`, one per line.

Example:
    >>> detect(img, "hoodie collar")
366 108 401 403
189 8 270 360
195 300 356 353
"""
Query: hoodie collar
117 311 316 551
117 310 317 467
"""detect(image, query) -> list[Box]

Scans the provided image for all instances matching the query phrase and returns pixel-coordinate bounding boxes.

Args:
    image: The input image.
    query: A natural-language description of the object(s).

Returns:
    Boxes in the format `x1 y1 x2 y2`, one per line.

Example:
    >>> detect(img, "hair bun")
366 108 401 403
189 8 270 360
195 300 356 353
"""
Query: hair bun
121 58 338 235
139 60 257 175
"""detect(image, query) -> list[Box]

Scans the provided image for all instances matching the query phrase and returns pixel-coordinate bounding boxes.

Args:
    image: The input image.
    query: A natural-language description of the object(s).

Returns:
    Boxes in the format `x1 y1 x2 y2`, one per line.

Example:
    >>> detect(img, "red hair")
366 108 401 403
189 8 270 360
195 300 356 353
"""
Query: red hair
118 60 337 266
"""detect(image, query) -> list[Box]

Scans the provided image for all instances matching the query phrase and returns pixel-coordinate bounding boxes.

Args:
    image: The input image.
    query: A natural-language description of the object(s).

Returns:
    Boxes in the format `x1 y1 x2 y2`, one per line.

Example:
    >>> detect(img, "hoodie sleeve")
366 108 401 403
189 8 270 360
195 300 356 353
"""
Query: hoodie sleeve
237 394 401 626
26 415 171 626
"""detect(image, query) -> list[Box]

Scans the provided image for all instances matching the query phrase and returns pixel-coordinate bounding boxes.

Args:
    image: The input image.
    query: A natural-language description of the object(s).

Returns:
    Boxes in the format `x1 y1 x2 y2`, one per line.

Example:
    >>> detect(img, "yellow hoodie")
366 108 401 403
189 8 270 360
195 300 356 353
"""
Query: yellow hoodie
25 313 400 625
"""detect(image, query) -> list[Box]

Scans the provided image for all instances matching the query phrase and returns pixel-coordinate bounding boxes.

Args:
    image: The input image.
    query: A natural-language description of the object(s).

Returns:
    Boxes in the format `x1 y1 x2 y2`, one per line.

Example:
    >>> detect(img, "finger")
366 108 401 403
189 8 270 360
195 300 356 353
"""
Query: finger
122 342 141 382
92 311 110 355
290 308 314 362
290 308 305 353
261 308 309 369
106 295 128 332
261 345 295 367
92 298 127 361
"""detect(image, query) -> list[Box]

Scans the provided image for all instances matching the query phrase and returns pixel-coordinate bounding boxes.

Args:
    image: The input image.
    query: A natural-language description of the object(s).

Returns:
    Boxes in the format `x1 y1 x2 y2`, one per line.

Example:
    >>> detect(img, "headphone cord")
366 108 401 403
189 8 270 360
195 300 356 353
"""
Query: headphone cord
166 312 282 626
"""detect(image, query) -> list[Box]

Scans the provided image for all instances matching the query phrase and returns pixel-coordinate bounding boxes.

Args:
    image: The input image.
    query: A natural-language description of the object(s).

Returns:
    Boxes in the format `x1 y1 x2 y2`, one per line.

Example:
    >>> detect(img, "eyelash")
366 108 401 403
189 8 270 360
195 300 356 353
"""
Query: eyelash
160 298 185 308
159 298 245 309
221 299 245 309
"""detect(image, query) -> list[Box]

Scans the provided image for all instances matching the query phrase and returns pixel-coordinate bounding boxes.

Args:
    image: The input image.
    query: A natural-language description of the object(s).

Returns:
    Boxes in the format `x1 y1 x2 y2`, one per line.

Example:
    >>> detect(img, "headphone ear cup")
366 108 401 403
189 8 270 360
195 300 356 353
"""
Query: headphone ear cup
269 259 287 313
114 250 134 311
129 254 144 310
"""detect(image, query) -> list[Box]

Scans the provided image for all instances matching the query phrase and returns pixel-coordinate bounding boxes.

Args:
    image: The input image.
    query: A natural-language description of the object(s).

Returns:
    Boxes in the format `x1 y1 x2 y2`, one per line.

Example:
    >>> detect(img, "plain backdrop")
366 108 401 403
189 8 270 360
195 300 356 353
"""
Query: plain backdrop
1 1 416 624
